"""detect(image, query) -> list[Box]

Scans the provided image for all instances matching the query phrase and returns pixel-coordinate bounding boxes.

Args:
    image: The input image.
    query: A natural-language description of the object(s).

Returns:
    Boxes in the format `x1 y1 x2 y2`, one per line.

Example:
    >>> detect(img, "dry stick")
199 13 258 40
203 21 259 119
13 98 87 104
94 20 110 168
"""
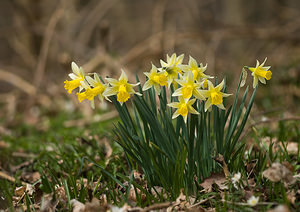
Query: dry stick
139 202 174 212
0 70 36 95
188 195 215 209
0 171 26 185
77 0 117 45
240 116 300 141
34 6 64 89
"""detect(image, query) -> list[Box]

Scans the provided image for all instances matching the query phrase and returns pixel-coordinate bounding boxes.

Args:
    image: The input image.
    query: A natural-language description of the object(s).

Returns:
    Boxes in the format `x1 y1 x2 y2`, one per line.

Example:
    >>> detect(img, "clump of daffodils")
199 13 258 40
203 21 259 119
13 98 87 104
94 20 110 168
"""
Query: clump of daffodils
64 54 272 196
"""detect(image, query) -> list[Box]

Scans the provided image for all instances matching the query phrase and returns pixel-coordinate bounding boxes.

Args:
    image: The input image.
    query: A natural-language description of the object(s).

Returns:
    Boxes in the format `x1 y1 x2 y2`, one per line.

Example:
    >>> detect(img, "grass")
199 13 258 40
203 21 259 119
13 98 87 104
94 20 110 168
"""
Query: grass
0 107 299 211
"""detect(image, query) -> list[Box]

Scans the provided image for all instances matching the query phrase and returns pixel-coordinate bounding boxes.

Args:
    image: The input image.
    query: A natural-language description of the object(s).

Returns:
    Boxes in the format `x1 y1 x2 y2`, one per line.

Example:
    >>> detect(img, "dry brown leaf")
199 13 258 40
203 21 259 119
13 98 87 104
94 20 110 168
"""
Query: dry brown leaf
84 198 107 212
267 205 290 212
21 171 41 183
200 173 227 192
286 142 298 155
15 185 26 197
0 140 10 148
70 199 85 212
262 162 296 185
287 190 296 205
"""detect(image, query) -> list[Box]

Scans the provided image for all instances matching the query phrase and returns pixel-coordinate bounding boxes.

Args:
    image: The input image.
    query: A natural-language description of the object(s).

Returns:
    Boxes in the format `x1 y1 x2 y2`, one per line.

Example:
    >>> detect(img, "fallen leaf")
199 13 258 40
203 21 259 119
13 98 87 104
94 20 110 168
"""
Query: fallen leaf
286 142 298 155
85 198 107 212
267 205 290 212
40 194 59 212
70 199 85 212
0 140 10 148
200 173 227 192
21 171 41 183
15 185 26 197
287 190 296 205
262 162 296 185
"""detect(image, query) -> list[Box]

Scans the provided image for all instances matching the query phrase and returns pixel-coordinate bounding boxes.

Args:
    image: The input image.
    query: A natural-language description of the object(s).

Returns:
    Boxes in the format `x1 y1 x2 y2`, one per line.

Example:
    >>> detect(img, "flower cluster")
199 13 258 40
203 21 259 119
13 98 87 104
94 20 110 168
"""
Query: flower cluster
64 54 271 121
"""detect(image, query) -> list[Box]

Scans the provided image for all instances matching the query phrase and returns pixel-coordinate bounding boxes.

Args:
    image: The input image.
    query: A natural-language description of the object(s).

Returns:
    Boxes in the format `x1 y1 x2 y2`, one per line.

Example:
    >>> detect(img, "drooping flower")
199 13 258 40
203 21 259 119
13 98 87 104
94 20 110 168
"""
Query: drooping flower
64 62 86 94
160 53 184 86
173 71 206 100
84 74 108 102
76 73 109 108
142 64 168 94
203 79 232 111
167 97 199 123
248 58 272 88
247 196 259 207
180 56 212 82
103 69 141 105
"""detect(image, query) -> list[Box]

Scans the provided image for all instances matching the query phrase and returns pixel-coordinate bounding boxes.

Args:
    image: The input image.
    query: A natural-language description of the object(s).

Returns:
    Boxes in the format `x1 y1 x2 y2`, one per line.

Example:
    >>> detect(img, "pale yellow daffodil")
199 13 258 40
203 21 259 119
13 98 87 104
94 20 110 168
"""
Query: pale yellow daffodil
203 79 232 111
168 97 199 123
248 58 272 88
173 71 206 100
64 62 85 94
180 56 212 82
103 70 141 105
160 53 184 86
142 64 168 94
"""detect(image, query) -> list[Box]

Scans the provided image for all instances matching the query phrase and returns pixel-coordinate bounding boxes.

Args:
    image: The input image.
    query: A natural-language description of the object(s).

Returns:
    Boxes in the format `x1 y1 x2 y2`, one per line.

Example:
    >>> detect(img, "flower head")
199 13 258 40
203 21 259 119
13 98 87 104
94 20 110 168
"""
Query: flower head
160 53 184 86
167 97 199 122
103 69 141 105
180 56 212 82
64 62 85 94
248 58 272 88
84 74 108 102
231 172 241 184
231 172 241 189
247 196 259 207
203 79 232 111
173 71 205 100
143 64 168 94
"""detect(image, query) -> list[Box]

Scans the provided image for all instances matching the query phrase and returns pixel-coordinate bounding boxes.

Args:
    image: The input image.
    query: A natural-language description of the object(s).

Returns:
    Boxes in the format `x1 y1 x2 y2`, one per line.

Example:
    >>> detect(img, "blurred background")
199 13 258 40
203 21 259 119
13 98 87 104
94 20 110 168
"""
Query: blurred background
0 0 299 129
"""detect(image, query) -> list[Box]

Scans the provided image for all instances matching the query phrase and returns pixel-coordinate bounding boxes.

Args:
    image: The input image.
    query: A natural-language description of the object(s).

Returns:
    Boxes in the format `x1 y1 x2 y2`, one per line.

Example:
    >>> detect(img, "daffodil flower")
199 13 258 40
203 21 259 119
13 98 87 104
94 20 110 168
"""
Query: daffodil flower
180 56 212 82
203 79 232 111
142 64 168 94
247 196 259 207
168 97 199 122
64 62 85 94
160 53 184 86
103 69 141 105
173 71 206 100
247 58 272 88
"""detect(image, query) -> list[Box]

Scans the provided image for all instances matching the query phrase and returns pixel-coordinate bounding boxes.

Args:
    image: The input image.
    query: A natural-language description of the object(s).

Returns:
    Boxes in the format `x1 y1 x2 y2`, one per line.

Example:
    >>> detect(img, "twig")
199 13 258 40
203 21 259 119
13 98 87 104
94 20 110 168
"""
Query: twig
0 171 26 185
0 69 36 95
188 195 215 209
140 202 174 212
34 4 64 89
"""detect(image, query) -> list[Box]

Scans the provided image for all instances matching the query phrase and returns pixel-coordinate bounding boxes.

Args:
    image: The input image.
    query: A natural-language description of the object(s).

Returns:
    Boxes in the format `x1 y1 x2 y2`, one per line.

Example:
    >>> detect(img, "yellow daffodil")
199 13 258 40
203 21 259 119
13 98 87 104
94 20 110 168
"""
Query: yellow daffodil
203 79 232 111
160 53 184 86
180 56 212 82
168 97 199 122
76 73 109 108
247 58 272 88
247 196 259 207
64 62 85 94
142 64 168 94
103 69 141 105
85 74 108 102
173 71 206 100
